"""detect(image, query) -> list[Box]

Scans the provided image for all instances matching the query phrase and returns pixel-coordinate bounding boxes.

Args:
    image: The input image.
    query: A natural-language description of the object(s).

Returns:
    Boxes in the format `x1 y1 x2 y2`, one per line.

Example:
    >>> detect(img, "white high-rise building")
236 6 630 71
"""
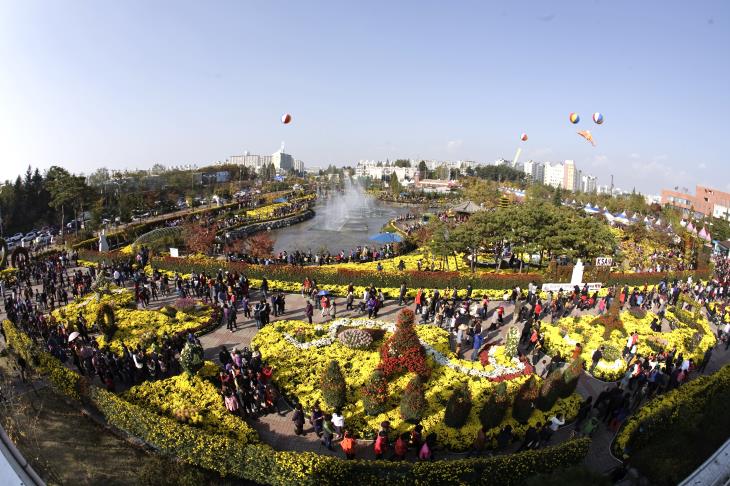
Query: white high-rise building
543 162 565 189
523 160 545 183
272 149 294 171
580 174 598 193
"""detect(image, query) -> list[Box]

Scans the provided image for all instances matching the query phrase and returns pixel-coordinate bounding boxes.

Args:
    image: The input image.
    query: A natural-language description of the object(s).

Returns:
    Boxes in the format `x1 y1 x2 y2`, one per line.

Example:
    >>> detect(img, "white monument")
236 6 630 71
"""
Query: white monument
570 259 584 286
541 258 602 293
98 231 109 252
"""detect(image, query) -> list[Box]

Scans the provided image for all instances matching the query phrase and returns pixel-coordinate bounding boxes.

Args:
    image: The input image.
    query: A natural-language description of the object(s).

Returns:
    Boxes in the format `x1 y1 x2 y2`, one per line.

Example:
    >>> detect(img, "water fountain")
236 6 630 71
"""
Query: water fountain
270 178 405 252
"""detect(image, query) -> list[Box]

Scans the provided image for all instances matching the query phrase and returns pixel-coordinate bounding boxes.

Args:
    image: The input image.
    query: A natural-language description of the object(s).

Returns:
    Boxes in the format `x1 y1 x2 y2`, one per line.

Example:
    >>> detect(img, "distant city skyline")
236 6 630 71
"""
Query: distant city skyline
1 1 728 194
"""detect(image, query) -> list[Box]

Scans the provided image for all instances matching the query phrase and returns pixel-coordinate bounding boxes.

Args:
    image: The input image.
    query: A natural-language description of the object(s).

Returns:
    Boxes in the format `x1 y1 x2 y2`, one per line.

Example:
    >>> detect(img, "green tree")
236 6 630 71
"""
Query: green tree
320 360 346 409
552 186 563 207
388 174 403 195
418 160 427 179
46 166 82 235
394 159 411 168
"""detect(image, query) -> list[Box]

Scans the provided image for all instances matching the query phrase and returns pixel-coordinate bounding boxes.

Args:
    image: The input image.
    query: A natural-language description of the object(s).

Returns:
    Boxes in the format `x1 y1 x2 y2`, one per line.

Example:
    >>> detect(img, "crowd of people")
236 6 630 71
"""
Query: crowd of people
5 244 730 466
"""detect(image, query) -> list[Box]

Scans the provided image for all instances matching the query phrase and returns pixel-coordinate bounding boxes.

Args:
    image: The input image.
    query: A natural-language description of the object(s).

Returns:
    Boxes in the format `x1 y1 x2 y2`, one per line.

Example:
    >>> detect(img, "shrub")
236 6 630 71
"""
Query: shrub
338 328 373 349
321 360 346 409
174 297 198 313
444 383 472 429
535 369 562 412
512 376 540 424
559 359 583 398
615 365 730 485
479 382 510 429
179 341 205 375
400 376 428 422
361 368 389 416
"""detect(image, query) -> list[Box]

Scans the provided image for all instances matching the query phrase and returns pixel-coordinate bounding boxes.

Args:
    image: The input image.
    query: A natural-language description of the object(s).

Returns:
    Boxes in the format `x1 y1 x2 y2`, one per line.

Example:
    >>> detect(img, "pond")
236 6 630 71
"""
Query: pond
271 183 413 253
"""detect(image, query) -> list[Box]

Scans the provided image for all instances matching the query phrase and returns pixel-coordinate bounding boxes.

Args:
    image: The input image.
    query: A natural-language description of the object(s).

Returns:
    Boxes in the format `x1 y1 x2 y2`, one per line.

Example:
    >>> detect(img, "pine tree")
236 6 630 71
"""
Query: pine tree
552 186 563 207
479 382 510 429
400 376 428 422
444 383 473 429
512 375 540 424
321 360 347 409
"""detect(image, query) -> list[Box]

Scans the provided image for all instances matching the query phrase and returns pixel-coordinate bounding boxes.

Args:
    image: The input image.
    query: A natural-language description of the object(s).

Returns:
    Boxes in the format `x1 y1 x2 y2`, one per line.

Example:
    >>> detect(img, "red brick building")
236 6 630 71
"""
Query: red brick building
661 185 730 220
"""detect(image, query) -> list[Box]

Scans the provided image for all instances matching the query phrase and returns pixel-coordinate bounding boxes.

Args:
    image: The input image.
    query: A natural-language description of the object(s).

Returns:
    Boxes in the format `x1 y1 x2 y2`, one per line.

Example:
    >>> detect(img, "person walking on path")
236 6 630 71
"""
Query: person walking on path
292 403 305 436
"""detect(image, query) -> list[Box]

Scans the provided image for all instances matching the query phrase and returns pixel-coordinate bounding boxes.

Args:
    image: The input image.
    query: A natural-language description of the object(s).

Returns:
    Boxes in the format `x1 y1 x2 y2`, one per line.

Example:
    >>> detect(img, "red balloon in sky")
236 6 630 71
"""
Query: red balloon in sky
281 113 292 124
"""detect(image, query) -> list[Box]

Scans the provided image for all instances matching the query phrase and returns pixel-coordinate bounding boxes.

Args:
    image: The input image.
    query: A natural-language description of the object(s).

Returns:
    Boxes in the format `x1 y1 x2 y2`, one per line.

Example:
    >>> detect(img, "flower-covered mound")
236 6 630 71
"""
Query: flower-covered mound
123 372 258 444
252 319 581 450
541 309 715 381
50 288 215 354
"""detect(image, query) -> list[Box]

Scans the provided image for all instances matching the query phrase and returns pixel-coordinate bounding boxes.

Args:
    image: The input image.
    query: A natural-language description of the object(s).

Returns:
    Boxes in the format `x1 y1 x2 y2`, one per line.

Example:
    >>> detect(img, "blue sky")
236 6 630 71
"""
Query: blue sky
0 0 728 193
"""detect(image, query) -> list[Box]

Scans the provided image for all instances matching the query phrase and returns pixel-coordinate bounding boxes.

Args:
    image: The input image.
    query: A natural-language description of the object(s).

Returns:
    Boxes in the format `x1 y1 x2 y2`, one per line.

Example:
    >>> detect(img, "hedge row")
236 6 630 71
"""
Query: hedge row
3 319 590 485
614 363 730 457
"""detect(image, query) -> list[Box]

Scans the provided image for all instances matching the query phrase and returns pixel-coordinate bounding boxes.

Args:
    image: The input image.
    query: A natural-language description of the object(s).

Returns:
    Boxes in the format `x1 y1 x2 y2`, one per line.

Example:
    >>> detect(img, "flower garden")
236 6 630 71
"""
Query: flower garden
49 286 217 354
540 305 716 381
252 309 583 451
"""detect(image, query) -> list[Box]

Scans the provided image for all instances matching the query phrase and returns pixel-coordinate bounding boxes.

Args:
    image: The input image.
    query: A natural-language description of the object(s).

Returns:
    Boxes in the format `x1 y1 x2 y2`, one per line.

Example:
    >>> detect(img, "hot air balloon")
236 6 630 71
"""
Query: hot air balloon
577 130 595 146
569 112 580 124
520 133 528 141
281 113 292 124
592 112 604 124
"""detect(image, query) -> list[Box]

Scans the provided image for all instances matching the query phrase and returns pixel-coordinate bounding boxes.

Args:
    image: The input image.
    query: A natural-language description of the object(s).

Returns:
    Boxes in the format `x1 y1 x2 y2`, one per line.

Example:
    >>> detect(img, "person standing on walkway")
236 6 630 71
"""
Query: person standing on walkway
590 346 604 374
340 430 356 459
399 282 407 306
305 300 314 324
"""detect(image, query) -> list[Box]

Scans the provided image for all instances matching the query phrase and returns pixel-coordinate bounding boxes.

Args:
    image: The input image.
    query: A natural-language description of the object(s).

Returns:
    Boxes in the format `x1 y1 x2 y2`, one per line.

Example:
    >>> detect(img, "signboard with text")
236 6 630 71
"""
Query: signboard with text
595 257 613 267
541 282 603 293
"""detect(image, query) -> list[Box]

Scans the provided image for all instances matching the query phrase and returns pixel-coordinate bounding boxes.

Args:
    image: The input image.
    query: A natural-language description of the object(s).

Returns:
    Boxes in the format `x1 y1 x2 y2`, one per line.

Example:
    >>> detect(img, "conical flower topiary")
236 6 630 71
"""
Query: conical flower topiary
321 360 347 409
400 375 428 422
380 308 429 378
444 383 472 429
479 382 510 430
361 368 389 416
559 358 583 398
535 368 563 412
512 375 540 424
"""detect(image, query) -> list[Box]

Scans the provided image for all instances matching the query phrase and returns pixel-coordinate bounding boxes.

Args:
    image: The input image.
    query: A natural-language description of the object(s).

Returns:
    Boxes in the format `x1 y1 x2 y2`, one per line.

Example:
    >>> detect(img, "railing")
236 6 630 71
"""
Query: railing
679 437 730 486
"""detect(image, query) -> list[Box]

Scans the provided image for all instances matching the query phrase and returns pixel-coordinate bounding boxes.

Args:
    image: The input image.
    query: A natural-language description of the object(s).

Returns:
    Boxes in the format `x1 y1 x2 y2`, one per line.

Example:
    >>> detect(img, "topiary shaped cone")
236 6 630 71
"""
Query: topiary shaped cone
444 383 473 429
512 375 540 424
559 358 583 398
400 375 428 422
479 381 510 429
535 368 563 412
361 368 389 416
321 360 347 409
